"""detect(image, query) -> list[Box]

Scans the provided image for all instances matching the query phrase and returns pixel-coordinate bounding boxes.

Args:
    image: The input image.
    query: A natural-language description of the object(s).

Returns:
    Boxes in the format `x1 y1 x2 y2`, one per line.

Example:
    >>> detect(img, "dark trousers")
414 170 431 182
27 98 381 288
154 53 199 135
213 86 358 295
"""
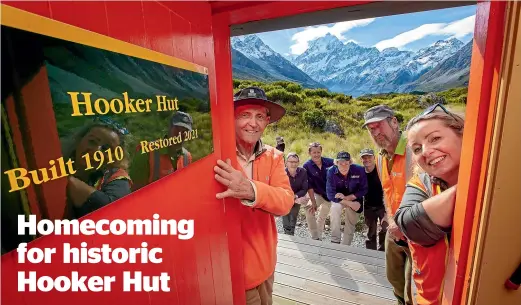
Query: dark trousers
364 206 387 251
282 204 300 235
385 233 413 305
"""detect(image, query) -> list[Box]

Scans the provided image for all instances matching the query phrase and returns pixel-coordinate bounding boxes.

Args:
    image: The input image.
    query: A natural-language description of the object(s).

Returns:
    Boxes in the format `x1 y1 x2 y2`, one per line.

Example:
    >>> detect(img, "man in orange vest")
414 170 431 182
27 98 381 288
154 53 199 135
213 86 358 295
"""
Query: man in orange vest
362 105 414 305
130 111 193 190
213 87 294 305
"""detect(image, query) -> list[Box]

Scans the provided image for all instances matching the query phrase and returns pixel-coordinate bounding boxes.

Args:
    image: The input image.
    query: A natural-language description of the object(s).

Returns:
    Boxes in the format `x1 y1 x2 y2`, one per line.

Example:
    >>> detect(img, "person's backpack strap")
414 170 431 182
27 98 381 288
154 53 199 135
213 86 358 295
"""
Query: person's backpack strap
96 168 131 190
418 172 433 197
182 148 190 167
153 150 161 181
377 153 383 181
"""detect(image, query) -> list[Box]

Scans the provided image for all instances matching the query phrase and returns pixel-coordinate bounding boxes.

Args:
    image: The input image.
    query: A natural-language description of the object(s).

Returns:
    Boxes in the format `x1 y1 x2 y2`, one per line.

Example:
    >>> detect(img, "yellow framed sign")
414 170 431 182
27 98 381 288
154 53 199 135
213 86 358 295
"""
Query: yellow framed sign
1 5 214 254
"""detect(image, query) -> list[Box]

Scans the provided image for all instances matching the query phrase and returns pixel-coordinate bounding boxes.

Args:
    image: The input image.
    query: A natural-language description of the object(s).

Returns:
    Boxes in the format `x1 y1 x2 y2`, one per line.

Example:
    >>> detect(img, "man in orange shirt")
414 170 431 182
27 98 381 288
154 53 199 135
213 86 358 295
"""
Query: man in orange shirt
214 87 294 305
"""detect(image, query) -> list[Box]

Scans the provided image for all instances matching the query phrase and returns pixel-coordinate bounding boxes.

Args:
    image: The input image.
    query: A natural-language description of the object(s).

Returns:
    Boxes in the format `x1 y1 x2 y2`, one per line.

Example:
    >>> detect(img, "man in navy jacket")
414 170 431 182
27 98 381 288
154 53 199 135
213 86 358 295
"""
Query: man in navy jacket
326 151 368 245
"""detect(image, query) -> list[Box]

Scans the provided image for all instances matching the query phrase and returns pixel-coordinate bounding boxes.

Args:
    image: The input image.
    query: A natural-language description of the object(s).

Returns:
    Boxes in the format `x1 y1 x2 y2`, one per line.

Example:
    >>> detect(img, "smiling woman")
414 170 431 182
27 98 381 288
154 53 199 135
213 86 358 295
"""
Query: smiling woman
394 104 465 305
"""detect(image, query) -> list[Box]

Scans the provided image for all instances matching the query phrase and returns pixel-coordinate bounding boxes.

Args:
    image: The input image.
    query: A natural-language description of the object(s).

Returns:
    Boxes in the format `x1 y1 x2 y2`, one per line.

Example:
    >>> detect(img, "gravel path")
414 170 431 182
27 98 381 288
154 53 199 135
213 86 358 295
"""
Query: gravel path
275 212 369 248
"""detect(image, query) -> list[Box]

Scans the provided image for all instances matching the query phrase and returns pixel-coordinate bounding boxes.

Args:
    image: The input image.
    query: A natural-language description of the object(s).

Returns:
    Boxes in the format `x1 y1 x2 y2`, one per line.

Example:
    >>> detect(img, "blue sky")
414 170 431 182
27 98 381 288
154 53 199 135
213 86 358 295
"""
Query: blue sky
256 5 477 56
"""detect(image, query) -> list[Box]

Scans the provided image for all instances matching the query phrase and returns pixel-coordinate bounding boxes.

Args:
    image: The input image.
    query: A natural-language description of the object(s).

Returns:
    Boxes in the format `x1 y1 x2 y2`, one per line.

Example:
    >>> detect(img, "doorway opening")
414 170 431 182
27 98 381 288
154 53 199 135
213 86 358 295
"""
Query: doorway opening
220 1 496 304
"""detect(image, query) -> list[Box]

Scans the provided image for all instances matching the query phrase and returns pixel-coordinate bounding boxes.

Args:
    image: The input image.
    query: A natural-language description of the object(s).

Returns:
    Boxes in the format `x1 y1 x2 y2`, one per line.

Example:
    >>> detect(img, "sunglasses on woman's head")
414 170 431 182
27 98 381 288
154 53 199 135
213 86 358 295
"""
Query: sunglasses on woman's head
421 103 451 116
309 142 321 148
93 116 129 135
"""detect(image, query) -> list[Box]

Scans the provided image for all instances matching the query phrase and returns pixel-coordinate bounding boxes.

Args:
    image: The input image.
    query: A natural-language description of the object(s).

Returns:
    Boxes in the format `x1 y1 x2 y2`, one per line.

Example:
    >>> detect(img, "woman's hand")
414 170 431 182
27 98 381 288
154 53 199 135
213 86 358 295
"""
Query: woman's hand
66 176 96 207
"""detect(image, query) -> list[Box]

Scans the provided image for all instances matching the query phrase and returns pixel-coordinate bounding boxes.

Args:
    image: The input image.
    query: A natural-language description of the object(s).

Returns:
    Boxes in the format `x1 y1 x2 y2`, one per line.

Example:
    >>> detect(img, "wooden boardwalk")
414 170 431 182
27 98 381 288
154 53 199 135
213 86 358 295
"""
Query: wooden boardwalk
273 234 395 305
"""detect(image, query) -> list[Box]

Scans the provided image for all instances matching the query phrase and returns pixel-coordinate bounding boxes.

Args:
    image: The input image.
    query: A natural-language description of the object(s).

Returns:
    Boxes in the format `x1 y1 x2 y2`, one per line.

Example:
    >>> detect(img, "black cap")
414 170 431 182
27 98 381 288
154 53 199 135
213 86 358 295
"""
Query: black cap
234 87 286 123
336 151 351 161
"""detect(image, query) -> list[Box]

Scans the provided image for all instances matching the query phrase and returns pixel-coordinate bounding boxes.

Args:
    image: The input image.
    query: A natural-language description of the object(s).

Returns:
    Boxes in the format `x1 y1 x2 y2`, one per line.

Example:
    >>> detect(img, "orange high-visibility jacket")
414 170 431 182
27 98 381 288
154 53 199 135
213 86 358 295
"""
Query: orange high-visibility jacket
94 168 132 190
148 148 192 182
240 145 294 290
376 133 413 216
406 173 449 305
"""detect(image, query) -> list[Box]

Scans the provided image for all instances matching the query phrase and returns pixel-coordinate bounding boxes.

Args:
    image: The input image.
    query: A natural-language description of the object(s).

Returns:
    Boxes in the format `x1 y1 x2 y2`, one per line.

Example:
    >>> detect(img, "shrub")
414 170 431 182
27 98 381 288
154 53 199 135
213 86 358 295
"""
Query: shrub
286 83 303 93
418 93 446 108
438 87 468 99
303 88 331 98
266 89 303 105
314 100 325 109
262 85 285 92
302 109 326 130
388 95 419 110
334 94 352 104
272 81 293 88
357 96 372 102
394 112 404 123
233 79 241 88
457 95 467 104
238 81 263 89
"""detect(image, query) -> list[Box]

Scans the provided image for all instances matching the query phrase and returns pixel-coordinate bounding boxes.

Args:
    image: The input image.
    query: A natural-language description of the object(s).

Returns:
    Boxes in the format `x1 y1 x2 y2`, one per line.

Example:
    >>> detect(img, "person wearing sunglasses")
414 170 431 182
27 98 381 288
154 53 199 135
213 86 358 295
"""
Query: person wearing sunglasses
362 104 414 305
61 117 132 219
302 142 335 241
394 104 465 305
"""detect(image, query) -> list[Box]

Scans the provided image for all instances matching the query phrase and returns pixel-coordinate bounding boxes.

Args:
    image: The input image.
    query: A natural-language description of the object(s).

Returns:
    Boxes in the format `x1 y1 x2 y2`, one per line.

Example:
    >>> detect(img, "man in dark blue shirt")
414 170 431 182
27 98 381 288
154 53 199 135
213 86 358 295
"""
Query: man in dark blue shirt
360 148 387 251
327 151 368 245
302 142 335 240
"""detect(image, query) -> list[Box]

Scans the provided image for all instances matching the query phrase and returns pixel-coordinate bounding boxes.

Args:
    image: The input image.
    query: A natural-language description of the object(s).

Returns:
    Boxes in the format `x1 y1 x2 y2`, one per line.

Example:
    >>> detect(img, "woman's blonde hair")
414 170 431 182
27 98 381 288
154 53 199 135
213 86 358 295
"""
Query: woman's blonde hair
406 105 465 136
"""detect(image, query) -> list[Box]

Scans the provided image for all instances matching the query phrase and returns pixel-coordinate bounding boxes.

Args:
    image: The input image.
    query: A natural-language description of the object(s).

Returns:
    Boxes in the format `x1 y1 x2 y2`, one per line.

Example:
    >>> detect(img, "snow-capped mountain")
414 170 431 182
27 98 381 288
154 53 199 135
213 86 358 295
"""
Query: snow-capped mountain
231 35 324 88
231 33 471 96
231 48 277 82
292 34 466 96
402 39 473 92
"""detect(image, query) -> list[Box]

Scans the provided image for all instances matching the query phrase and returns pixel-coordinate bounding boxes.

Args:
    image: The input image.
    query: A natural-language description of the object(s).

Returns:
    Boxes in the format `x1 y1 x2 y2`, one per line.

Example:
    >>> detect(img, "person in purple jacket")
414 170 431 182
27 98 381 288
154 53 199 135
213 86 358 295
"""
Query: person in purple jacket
327 151 368 245
282 152 308 235
303 142 335 240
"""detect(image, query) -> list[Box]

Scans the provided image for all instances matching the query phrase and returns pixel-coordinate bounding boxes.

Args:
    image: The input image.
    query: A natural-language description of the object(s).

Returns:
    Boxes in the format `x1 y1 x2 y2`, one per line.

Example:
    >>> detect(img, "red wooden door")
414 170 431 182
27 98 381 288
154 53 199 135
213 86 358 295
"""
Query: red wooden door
0 1 237 305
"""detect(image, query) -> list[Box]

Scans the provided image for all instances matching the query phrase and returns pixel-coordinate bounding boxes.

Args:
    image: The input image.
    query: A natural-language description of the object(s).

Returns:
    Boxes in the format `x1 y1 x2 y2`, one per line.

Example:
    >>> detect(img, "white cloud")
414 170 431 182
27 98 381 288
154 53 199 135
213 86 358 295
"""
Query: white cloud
440 15 476 38
290 18 375 55
374 15 476 51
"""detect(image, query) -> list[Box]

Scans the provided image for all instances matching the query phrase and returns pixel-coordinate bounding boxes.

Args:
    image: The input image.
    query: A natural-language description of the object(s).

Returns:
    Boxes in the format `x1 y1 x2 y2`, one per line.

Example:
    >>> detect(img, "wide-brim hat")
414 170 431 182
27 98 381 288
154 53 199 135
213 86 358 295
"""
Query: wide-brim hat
234 86 286 123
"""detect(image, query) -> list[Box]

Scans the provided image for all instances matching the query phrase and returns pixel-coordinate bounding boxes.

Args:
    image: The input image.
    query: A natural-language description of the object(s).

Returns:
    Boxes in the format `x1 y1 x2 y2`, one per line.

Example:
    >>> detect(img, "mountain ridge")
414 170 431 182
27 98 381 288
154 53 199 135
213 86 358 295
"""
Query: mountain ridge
231 35 324 89
231 33 472 95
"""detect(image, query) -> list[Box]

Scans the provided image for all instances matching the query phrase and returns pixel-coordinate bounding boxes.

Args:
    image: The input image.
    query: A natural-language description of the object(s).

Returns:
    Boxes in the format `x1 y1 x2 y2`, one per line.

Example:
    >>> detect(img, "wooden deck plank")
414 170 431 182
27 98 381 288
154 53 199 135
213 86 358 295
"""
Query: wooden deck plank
277 246 387 276
274 283 366 305
275 233 394 305
278 235 385 259
276 264 394 299
274 273 394 305
273 294 305 305
277 239 386 268
276 255 392 288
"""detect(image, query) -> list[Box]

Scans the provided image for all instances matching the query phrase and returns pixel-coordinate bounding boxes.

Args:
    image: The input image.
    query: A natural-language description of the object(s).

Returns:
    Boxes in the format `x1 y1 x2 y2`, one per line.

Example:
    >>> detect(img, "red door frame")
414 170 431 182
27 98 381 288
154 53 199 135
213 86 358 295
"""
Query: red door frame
211 1 507 305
